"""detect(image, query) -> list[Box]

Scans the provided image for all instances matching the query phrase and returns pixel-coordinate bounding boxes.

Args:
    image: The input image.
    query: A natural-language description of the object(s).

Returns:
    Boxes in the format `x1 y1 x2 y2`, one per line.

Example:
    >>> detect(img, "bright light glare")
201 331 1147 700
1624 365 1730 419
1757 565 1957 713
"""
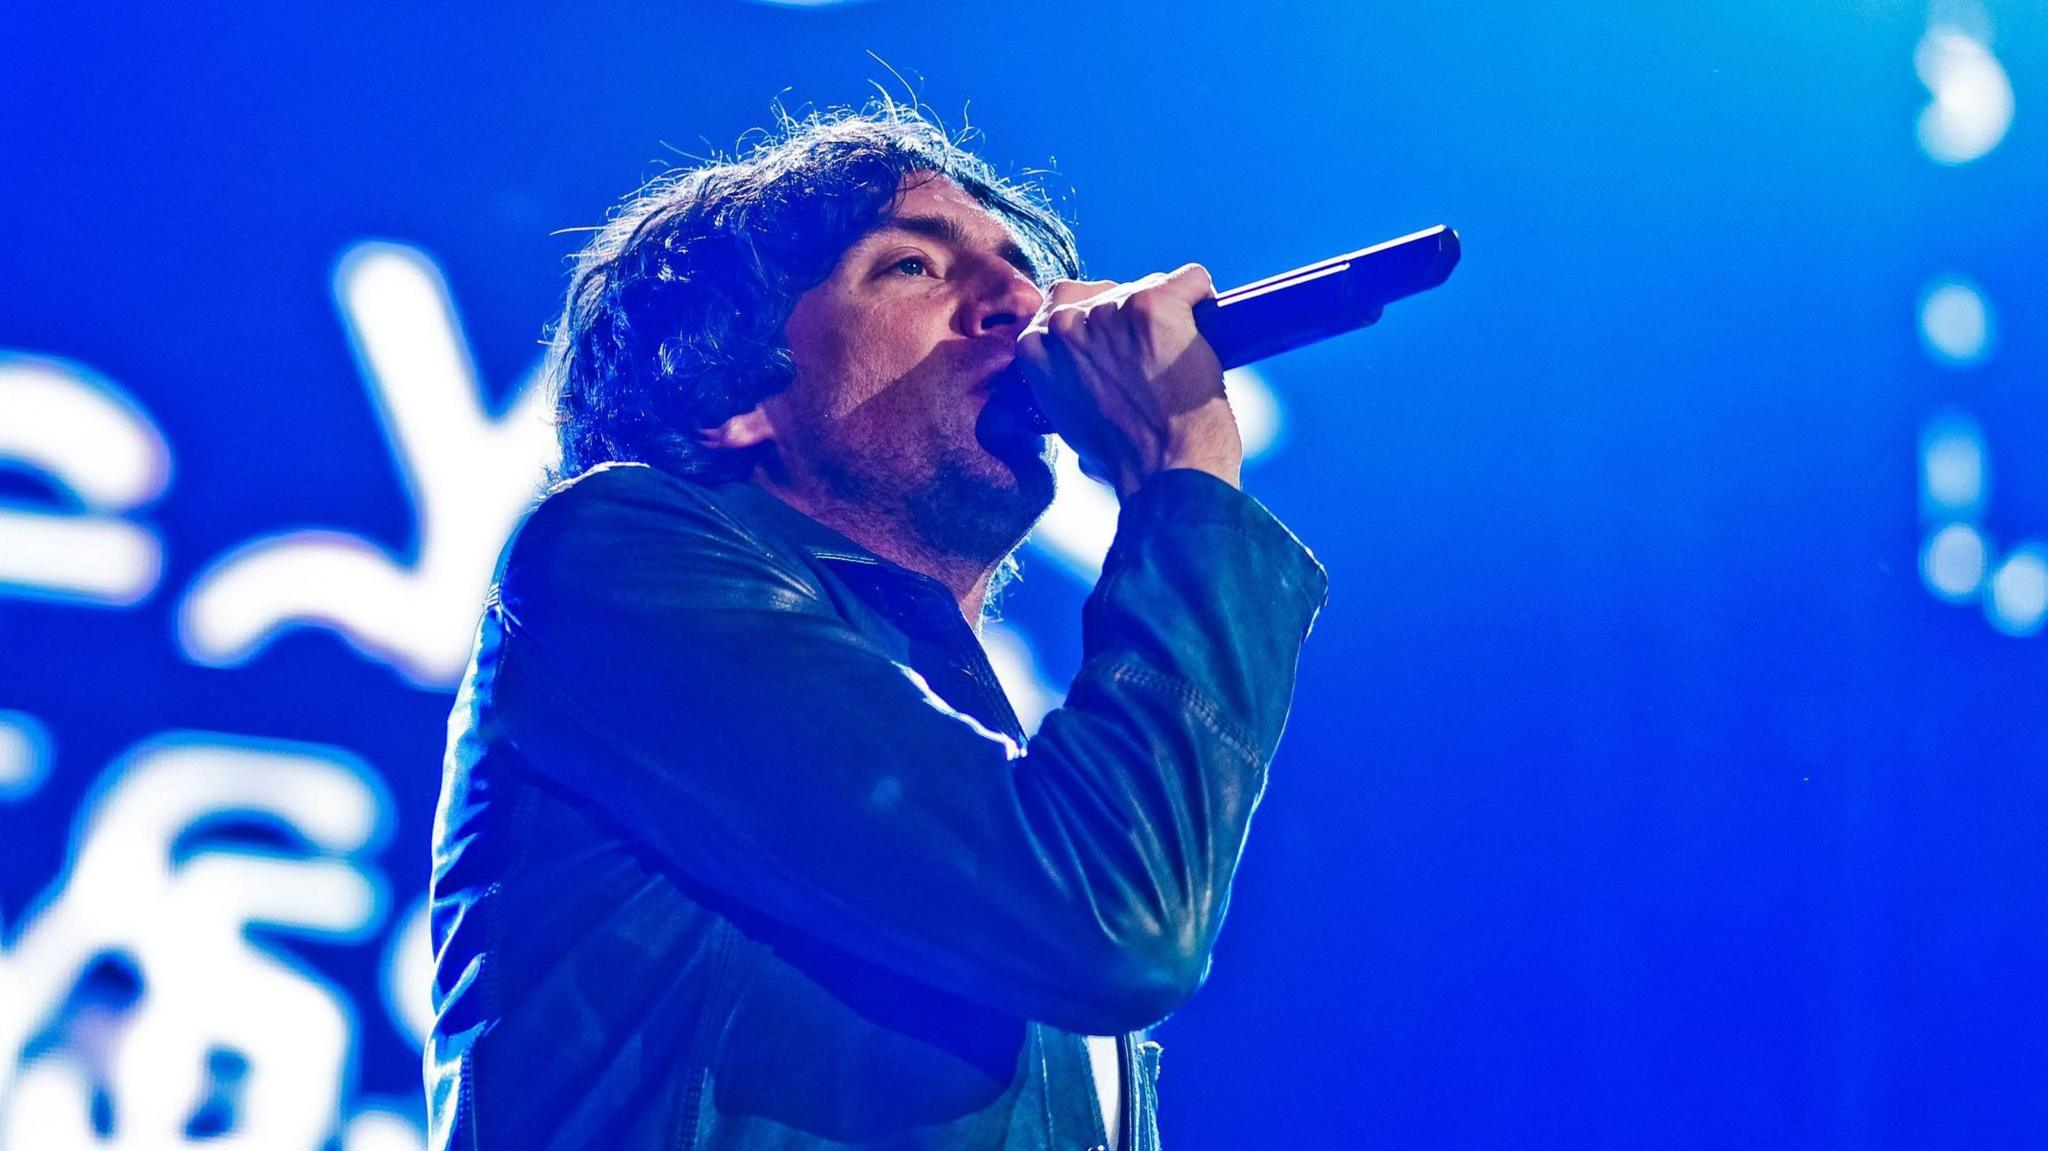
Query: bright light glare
1916 28 2014 164
1985 546 2048 636
1919 279 1993 367
1226 365 1285 456
383 897 436 1052
0 507 163 606
1921 522 1988 601
179 242 558 687
980 621 1062 734
1030 448 1122 580
0 356 170 506
0 735 391 1148
0 355 170 606
1919 414 1986 518
0 710 52 800
344 1102 427 1151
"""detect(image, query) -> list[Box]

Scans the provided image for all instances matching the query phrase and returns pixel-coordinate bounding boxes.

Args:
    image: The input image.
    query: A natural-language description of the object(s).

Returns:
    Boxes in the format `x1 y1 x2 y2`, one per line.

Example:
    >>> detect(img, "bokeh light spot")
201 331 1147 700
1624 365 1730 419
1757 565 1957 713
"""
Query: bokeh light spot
1918 279 1993 367
1919 412 1986 517
1225 365 1285 457
1985 546 2048 637
382 897 436 1052
980 621 1061 734
0 710 53 800
1915 28 2014 165
1921 522 1988 601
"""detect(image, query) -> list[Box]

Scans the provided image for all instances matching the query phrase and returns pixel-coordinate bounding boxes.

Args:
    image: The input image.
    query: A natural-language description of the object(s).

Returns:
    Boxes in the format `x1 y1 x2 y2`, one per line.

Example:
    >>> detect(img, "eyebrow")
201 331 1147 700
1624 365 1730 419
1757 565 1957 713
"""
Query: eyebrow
873 213 1041 281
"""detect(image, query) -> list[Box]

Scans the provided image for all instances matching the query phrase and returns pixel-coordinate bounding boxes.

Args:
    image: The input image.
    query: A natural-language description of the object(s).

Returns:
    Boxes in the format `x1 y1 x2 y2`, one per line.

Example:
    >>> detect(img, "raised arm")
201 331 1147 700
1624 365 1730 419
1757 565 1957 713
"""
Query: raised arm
489 463 1324 1037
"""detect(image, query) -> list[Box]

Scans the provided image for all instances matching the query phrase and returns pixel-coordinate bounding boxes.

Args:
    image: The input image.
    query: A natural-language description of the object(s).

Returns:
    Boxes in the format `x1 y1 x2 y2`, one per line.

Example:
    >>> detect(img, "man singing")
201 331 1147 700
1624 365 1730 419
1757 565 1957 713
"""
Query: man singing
427 104 1327 1151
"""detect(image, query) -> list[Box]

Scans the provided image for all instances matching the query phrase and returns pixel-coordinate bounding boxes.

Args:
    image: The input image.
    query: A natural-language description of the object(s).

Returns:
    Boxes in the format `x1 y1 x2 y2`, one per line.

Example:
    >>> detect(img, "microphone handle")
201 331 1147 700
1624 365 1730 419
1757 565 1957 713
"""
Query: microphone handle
1192 224 1462 370
1011 225 1460 435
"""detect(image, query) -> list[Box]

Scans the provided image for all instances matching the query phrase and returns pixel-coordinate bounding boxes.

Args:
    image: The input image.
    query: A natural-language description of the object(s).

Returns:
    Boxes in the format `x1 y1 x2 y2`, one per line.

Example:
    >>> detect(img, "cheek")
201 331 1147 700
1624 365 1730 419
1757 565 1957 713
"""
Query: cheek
831 331 953 424
790 296 912 403
784 302 865 417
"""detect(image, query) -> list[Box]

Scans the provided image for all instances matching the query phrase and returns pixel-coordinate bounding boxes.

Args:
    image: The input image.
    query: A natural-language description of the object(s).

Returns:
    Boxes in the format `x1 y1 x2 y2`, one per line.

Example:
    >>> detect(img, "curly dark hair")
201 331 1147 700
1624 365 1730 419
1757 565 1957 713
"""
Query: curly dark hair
547 102 1083 481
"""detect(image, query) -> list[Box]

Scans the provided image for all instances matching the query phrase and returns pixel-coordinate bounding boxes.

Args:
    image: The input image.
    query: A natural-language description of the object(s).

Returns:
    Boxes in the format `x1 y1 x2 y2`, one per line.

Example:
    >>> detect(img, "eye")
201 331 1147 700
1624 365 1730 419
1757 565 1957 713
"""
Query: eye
887 255 931 278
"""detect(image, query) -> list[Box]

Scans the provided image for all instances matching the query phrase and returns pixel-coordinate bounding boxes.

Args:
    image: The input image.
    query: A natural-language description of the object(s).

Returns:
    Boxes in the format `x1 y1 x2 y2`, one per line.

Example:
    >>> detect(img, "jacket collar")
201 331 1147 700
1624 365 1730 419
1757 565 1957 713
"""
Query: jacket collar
706 479 943 585
704 476 1028 756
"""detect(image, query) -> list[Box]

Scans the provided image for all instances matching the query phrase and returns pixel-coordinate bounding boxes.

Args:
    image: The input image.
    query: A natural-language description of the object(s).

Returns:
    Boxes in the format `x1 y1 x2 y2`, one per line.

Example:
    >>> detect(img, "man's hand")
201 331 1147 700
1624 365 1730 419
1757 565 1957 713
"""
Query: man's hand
1015 265 1244 500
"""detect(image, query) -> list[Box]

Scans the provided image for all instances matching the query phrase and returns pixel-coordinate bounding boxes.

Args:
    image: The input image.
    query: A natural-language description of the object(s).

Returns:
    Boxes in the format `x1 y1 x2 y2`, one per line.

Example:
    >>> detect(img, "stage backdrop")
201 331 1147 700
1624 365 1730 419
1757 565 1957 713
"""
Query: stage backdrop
3 1 2043 1147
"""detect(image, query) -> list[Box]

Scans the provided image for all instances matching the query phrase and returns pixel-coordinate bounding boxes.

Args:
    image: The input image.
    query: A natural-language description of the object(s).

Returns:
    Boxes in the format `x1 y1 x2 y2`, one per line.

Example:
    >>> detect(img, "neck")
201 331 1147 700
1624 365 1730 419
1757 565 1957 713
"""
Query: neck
751 473 1003 631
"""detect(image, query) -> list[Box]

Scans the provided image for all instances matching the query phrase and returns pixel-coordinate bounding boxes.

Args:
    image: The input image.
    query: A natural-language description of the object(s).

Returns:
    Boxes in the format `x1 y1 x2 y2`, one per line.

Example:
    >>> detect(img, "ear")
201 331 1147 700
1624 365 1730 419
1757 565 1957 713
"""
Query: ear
693 404 775 452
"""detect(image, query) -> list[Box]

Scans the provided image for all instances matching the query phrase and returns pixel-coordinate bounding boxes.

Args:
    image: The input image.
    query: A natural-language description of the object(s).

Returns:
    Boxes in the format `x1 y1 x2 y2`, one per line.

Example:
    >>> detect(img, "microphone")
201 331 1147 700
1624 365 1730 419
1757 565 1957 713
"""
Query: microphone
1006 225 1461 435
1193 224 1462 370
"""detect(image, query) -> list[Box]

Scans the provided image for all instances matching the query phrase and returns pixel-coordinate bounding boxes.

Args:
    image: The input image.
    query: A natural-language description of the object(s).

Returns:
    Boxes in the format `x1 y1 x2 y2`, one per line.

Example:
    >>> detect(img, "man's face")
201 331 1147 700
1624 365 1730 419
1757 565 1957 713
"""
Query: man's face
767 174 1056 560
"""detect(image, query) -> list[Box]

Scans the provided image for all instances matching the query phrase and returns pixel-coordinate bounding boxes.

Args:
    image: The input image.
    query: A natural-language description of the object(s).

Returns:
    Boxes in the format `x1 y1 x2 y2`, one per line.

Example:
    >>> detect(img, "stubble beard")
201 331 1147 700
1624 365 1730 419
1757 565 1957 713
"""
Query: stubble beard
783 399 1056 585
905 437 1056 573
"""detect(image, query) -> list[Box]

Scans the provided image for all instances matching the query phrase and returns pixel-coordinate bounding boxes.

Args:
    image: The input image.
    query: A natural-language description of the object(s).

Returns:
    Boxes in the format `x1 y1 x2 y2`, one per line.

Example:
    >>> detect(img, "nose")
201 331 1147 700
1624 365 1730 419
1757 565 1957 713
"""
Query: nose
966 263 1044 338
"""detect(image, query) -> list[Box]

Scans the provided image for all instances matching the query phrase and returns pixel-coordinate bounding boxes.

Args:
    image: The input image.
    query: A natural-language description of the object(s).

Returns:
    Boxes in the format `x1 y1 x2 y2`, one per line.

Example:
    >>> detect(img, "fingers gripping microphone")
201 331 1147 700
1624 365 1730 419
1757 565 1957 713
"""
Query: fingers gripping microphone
1012 225 1461 434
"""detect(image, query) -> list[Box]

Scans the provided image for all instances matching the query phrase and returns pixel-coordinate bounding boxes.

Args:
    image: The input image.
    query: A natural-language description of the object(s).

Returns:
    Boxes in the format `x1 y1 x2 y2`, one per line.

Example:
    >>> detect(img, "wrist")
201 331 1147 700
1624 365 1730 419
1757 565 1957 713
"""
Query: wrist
1116 405 1244 499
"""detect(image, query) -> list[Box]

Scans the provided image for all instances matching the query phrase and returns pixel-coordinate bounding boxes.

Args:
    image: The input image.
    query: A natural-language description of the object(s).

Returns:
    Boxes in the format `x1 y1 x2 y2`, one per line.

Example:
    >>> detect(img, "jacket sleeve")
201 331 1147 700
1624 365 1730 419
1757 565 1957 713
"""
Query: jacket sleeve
488 464 1328 1036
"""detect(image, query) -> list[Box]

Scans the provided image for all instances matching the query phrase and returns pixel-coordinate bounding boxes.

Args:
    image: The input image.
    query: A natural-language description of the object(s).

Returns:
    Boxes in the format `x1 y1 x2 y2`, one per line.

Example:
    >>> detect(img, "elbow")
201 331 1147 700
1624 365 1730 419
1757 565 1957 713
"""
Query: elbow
1070 932 1212 1035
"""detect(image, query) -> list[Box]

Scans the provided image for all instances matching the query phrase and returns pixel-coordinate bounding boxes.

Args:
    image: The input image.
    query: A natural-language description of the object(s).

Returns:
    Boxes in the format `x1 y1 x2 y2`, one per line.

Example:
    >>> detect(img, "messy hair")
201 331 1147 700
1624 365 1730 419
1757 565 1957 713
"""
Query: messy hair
547 102 1082 481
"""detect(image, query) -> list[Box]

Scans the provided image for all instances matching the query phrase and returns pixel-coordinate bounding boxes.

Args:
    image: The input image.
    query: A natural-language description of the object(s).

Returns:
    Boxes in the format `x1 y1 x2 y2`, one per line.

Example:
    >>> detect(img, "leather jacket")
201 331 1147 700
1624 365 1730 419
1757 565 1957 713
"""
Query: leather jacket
427 461 1327 1150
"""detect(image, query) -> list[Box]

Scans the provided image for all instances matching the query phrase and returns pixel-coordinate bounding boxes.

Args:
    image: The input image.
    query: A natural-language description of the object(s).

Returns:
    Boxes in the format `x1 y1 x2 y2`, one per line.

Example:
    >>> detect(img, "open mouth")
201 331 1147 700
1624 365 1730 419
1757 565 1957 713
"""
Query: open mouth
983 364 1051 431
974 365 1053 450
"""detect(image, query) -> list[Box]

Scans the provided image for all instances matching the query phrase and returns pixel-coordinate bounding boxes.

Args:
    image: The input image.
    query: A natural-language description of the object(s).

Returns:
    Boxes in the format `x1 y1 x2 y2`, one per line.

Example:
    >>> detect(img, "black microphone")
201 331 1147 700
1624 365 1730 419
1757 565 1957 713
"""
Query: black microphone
1006 225 1461 435
1191 224 1461 369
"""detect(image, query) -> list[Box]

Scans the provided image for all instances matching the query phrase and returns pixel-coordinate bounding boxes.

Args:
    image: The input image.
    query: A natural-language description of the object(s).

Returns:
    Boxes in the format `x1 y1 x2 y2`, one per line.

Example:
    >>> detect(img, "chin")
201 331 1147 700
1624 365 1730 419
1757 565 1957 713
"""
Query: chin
1013 440 1058 519
915 439 1056 566
982 426 1056 506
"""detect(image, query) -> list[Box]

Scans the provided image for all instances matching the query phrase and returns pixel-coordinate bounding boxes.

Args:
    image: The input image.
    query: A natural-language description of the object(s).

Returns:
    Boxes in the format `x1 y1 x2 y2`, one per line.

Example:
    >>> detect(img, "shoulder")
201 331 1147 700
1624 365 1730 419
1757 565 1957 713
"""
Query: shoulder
524 461 735 535
509 462 775 564
496 463 819 627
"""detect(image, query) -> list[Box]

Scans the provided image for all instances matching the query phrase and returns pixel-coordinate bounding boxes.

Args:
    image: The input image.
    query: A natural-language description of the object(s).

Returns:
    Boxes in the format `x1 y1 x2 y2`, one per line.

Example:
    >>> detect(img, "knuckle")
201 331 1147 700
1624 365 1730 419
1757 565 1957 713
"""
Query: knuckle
1051 278 1120 307
1171 262 1215 295
1126 290 1169 319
